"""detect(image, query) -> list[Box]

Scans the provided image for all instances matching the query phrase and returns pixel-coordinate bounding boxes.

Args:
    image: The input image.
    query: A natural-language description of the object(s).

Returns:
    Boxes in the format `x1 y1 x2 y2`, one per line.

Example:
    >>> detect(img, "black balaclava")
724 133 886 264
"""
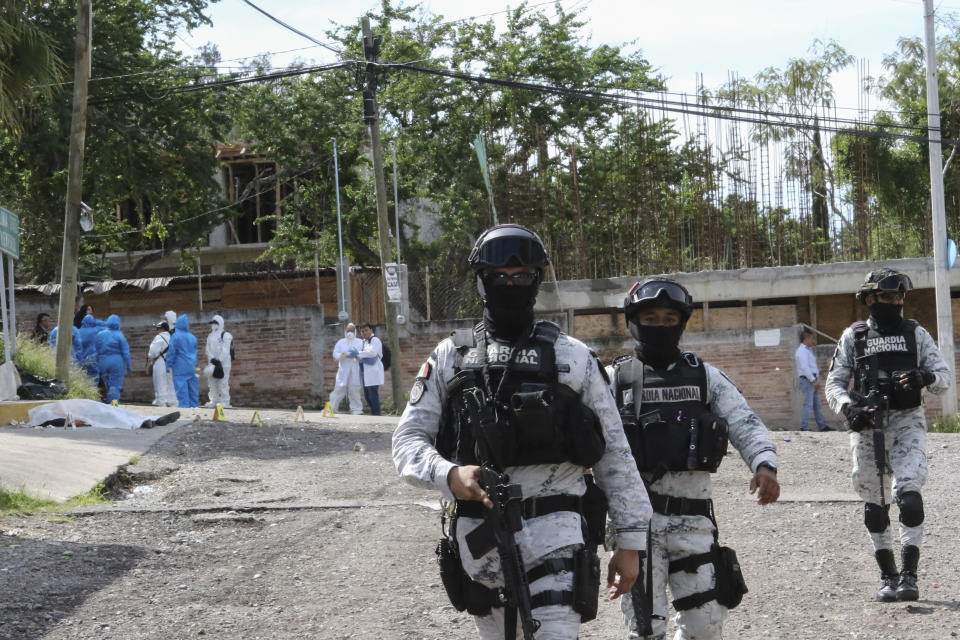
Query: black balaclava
479 274 539 341
634 323 685 368
869 301 904 334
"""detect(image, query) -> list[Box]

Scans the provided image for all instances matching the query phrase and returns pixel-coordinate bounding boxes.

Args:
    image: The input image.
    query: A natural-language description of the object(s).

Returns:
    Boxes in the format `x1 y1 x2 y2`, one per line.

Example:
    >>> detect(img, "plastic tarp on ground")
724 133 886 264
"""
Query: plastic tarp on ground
27 399 167 429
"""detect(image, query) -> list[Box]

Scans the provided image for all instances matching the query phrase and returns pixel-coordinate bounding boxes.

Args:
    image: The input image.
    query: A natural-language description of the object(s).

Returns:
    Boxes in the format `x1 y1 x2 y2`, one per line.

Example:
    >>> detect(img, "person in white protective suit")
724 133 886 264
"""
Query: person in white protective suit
204 314 233 408
329 322 363 415
163 310 177 399
148 321 177 407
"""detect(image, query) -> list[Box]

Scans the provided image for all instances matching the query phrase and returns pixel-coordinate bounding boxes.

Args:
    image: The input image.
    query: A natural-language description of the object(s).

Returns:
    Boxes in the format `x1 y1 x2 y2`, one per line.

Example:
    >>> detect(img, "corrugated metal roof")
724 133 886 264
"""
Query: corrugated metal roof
15 266 380 296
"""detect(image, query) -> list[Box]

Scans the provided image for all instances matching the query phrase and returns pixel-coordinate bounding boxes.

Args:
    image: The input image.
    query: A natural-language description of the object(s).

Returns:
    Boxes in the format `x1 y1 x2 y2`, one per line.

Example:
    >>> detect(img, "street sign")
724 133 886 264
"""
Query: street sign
0 206 19 259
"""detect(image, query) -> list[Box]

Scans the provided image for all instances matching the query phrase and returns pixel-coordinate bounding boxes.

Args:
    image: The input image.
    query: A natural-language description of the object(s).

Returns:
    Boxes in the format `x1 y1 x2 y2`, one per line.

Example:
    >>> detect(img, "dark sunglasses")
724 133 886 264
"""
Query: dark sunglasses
484 271 539 286
876 291 905 302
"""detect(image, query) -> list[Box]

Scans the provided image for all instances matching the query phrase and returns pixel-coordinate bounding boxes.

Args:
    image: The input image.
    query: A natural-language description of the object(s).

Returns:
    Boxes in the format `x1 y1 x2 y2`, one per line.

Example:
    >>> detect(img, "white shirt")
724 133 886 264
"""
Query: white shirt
795 343 819 381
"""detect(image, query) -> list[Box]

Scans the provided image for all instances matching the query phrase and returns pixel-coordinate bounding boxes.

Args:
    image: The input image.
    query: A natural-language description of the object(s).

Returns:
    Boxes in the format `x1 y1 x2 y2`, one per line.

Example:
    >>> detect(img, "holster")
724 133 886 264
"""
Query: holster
436 537 467 611
572 545 601 622
436 535 498 615
713 544 748 609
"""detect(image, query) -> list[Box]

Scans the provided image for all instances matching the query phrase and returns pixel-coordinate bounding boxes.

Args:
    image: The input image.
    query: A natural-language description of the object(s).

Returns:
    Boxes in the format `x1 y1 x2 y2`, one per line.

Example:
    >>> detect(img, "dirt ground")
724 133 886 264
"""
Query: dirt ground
1 416 959 640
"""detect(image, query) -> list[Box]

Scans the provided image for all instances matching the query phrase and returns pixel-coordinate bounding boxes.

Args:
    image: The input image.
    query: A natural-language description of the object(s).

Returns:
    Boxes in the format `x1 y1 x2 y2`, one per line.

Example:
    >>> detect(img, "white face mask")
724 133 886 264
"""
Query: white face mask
346 331 355 340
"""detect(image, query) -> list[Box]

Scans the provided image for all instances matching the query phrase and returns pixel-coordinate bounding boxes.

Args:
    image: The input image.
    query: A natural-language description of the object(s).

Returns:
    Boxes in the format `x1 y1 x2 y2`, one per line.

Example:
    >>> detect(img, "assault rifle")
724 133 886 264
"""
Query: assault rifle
477 467 540 640
853 353 889 507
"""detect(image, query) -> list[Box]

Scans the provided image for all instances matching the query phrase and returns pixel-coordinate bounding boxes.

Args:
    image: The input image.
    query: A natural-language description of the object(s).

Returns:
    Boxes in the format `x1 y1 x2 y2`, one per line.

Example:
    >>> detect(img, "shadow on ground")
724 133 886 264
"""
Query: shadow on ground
0 536 145 640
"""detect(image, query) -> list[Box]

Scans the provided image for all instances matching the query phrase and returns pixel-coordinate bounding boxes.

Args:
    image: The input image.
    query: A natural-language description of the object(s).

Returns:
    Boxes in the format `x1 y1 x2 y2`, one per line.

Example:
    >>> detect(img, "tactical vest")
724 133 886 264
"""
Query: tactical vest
614 353 728 475
436 320 604 470
851 319 921 410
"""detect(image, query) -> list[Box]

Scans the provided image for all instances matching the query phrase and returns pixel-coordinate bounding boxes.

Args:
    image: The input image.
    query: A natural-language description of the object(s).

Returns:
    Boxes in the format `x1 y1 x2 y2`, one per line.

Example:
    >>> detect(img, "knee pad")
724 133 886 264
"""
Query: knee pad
864 502 890 533
897 491 924 527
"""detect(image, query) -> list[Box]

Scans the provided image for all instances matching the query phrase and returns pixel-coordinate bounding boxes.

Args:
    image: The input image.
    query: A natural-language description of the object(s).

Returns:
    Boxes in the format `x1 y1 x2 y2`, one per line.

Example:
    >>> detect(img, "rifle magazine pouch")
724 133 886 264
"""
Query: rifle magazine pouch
436 537 467 612
713 544 748 609
573 546 601 622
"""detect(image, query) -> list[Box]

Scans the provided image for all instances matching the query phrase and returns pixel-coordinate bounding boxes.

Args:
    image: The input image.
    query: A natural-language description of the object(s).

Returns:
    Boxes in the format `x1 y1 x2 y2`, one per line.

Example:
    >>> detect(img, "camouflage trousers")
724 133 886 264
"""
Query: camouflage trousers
850 416 927 551
620 513 726 640
474 546 580 640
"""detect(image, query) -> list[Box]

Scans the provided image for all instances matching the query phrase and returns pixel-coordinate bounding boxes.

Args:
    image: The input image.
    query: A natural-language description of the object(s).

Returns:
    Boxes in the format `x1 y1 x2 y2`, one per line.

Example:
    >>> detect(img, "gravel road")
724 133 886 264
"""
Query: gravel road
1 416 958 639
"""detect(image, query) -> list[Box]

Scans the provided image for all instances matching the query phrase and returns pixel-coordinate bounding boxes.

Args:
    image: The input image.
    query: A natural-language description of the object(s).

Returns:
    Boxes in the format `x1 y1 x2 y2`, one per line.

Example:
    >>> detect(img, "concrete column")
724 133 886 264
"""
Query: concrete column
745 300 753 329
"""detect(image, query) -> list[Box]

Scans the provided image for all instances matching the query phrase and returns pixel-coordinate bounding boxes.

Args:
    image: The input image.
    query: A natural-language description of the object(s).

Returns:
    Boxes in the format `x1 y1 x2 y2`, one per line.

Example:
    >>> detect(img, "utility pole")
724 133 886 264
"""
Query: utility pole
923 0 957 415
55 0 92 381
361 16 404 409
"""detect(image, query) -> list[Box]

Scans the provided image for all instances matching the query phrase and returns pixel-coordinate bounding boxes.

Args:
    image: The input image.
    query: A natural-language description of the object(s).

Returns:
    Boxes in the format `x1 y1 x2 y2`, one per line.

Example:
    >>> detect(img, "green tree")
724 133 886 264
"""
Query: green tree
0 1 66 130
0 0 226 282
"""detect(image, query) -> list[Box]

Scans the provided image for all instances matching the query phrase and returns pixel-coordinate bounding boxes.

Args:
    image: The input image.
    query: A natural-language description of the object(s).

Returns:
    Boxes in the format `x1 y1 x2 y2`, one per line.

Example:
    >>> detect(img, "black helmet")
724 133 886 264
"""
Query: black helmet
468 224 549 273
856 268 912 304
623 277 694 323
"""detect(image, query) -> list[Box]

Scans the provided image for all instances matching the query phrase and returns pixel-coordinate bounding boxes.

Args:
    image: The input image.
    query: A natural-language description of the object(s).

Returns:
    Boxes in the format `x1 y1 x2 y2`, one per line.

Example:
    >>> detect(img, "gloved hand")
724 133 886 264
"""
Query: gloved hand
348 348 359 358
894 369 935 391
842 403 874 432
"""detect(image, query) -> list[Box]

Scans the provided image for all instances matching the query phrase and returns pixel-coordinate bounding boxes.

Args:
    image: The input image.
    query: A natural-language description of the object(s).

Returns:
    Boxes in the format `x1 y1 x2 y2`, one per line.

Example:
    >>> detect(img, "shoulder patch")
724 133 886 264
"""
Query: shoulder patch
409 379 426 405
416 360 433 380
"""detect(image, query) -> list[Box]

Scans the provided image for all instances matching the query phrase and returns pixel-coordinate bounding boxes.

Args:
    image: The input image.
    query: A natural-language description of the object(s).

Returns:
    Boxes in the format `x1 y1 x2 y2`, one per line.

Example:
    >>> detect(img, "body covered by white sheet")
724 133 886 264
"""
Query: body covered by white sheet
27 399 167 429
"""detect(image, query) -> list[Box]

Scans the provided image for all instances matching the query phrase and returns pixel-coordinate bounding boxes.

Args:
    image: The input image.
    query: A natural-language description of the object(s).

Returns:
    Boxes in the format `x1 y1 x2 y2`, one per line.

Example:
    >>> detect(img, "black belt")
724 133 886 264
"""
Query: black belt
456 494 581 520
649 492 713 517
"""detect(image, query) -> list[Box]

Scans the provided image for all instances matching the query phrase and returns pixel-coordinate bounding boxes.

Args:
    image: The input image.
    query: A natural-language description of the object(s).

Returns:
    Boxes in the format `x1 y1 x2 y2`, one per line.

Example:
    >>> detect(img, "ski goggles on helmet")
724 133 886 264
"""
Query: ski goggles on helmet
625 280 693 310
469 234 548 269
863 273 913 294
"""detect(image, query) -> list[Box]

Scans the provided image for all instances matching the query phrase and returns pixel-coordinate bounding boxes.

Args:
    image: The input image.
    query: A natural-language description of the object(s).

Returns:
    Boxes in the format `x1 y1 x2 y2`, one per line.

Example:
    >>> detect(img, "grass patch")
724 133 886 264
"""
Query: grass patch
0 482 110 515
0 487 59 514
930 413 960 433
128 455 142 465
67 482 108 507
8 334 100 400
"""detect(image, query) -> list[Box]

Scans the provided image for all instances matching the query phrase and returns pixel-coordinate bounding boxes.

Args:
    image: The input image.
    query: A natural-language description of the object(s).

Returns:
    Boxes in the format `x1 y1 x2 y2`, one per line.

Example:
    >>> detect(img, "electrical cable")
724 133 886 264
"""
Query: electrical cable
240 0 342 56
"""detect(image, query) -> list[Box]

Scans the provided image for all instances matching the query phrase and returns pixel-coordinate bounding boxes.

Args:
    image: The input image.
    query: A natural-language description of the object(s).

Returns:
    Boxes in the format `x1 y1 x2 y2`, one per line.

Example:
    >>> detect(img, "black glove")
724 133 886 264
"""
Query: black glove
211 359 224 379
894 369 935 391
842 403 873 432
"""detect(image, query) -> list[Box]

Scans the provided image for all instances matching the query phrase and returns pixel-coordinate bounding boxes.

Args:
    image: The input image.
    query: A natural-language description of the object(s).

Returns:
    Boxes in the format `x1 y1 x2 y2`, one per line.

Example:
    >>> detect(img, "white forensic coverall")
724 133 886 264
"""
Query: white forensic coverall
330 329 364 415
148 329 176 407
204 314 233 408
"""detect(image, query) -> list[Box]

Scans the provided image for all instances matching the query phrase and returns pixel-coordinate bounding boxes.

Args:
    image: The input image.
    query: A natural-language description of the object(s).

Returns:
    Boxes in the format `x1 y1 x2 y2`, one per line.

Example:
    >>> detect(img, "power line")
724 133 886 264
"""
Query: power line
240 0 342 56
386 62 958 145
87 61 353 105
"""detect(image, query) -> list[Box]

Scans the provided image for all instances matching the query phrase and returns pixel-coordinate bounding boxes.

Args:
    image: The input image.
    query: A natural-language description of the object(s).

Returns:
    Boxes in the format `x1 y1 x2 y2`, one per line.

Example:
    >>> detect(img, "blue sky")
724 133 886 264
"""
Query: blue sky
177 0 958 109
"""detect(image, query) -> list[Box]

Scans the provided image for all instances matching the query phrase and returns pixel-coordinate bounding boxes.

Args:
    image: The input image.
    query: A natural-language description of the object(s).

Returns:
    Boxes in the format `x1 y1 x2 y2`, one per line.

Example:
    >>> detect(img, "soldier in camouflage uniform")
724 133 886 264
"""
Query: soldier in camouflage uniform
608 277 780 640
392 224 652 639
825 268 951 602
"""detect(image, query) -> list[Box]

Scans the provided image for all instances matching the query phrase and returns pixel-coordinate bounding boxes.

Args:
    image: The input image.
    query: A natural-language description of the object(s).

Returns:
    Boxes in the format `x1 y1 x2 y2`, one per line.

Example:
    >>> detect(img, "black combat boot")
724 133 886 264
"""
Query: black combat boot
874 549 899 602
897 545 920 601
